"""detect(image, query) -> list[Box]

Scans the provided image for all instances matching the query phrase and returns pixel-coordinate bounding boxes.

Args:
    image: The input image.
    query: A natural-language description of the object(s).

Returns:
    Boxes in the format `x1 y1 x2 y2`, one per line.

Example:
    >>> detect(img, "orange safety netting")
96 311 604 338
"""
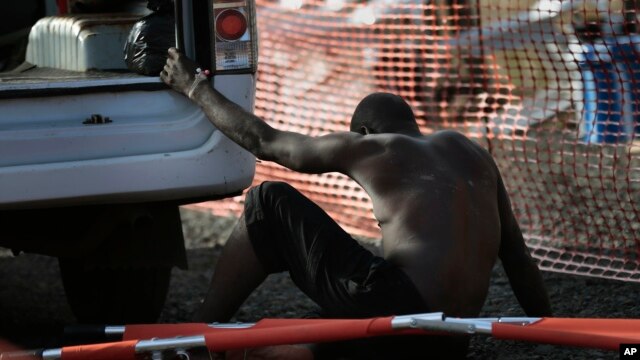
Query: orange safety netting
196 0 640 282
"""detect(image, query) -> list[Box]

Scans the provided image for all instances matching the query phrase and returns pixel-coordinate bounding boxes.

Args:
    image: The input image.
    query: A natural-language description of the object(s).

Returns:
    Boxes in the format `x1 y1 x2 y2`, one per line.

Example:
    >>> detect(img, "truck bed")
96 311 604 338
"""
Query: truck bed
0 65 165 98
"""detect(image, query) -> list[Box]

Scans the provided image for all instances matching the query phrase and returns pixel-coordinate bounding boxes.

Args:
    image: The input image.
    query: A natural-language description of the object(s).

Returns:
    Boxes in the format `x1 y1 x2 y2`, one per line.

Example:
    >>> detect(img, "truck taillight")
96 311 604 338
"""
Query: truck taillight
216 9 247 41
211 0 258 74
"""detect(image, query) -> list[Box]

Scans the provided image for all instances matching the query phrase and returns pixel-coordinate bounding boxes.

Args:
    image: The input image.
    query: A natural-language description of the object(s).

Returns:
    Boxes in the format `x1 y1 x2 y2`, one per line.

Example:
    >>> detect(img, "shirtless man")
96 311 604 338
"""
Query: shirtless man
161 48 552 359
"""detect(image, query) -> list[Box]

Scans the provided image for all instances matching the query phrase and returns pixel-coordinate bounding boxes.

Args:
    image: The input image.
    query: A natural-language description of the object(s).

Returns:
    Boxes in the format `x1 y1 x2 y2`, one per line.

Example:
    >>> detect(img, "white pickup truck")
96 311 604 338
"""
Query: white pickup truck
0 0 257 324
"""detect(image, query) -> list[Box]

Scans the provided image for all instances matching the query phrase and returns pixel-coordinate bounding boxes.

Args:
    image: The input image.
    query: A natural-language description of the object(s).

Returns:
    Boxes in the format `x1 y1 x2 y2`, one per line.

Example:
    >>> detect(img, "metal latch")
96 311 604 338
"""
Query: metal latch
83 114 112 125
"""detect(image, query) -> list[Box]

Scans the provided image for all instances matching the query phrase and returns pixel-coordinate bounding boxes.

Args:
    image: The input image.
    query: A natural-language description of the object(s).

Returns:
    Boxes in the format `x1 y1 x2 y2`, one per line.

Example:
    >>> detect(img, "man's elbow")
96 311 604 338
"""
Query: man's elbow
251 136 278 161
253 145 304 171
252 146 270 161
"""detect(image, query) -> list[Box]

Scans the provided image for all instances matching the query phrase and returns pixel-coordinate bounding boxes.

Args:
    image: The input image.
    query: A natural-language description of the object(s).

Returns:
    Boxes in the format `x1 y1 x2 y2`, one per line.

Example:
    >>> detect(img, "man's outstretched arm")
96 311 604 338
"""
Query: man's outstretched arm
160 48 376 174
497 176 553 317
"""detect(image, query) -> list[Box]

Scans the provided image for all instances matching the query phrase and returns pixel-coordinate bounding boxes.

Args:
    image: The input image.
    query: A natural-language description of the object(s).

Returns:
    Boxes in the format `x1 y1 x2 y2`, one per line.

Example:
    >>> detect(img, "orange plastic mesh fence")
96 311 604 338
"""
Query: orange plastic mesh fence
194 0 640 281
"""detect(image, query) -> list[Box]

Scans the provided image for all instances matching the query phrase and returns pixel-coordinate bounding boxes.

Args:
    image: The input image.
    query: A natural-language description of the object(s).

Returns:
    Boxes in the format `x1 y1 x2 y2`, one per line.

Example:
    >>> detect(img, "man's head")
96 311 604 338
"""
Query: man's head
350 93 420 136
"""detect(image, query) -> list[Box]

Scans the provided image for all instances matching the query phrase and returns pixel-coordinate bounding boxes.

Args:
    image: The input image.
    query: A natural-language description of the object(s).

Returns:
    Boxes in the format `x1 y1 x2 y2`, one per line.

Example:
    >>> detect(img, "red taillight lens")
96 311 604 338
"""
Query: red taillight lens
216 9 248 41
212 0 258 73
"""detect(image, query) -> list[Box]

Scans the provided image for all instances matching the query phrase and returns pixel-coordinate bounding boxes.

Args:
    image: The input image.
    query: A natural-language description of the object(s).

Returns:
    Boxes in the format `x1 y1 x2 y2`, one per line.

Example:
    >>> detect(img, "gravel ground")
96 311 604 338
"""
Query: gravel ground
1 207 639 359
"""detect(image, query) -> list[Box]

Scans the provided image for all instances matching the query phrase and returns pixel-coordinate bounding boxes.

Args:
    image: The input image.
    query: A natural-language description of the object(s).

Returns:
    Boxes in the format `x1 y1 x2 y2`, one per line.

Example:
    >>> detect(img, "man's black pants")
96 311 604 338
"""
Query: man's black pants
243 181 468 359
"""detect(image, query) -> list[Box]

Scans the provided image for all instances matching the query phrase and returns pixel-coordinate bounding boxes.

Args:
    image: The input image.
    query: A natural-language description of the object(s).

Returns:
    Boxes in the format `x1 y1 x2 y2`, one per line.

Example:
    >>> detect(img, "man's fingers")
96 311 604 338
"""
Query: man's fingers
164 64 171 73
160 70 169 83
168 47 180 59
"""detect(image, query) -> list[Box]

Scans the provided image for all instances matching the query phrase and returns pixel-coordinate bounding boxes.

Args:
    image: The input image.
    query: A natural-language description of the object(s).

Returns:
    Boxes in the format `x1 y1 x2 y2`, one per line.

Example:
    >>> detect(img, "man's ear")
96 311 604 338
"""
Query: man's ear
360 126 371 135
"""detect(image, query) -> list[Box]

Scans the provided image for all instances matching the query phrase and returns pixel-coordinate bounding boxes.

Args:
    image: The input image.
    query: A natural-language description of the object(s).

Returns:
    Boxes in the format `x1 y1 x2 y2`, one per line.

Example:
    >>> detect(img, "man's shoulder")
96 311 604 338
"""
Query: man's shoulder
431 130 487 153
431 129 471 143
429 130 498 171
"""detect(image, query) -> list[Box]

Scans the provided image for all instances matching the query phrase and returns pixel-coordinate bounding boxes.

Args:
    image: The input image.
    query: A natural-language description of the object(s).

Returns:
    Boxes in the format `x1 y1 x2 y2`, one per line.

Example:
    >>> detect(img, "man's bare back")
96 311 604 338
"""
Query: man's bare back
349 130 500 317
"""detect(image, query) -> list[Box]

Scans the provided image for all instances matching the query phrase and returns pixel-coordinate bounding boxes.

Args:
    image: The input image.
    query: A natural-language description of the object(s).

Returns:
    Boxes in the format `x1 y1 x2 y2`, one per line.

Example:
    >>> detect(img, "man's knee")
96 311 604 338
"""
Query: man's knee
249 181 299 207
258 181 296 195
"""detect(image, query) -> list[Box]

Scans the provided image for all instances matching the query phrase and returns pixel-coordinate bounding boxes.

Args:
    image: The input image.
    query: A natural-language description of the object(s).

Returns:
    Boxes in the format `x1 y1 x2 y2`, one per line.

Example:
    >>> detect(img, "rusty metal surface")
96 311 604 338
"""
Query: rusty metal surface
0 67 147 85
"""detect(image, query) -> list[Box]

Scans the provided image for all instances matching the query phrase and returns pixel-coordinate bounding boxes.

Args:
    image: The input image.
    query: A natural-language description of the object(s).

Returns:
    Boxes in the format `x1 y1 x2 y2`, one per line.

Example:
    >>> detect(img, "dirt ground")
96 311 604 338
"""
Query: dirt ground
1 208 639 359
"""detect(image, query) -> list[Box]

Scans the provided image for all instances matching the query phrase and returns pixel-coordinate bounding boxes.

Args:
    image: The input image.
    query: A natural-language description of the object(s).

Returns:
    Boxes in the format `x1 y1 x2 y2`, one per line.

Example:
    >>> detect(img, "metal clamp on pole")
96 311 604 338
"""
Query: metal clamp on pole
414 319 480 335
391 312 445 329
393 314 541 336
495 317 541 325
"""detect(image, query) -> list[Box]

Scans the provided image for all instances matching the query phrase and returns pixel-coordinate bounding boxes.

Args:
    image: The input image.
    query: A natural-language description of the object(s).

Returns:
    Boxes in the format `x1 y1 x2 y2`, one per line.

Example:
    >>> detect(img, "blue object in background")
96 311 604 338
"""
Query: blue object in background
623 35 640 138
578 36 639 144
